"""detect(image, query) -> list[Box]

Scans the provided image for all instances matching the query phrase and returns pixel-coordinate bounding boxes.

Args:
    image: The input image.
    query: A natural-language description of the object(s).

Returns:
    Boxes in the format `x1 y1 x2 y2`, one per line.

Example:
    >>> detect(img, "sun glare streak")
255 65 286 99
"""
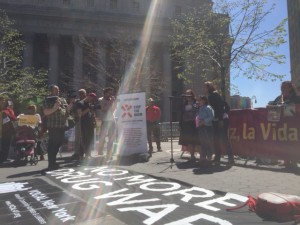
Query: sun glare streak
119 0 159 94
47 3 161 223
114 0 160 162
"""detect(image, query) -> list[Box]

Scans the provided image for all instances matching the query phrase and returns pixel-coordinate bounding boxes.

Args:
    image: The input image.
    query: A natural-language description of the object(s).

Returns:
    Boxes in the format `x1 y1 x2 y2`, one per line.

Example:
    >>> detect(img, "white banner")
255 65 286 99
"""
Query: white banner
115 92 147 156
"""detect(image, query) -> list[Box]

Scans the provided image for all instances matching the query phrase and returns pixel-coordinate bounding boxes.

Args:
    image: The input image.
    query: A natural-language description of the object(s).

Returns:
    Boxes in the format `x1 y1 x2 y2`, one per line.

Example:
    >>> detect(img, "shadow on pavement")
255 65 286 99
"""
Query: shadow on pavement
7 170 43 178
232 162 300 175
193 165 230 174
0 160 31 168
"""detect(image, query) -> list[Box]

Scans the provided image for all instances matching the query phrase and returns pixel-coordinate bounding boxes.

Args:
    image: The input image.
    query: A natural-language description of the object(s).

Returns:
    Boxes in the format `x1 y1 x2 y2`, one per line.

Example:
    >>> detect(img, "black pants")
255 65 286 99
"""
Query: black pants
47 128 65 168
0 133 13 162
147 122 161 151
212 119 233 162
80 122 94 157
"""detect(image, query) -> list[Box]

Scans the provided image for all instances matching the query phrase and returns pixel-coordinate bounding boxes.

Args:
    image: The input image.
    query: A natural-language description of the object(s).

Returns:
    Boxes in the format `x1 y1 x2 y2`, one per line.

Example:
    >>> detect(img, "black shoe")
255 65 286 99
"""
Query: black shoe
228 159 235 165
41 165 59 175
187 157 196 163
72 154 80 160
285 162 298 169
157 149 162 152
212 159 220 166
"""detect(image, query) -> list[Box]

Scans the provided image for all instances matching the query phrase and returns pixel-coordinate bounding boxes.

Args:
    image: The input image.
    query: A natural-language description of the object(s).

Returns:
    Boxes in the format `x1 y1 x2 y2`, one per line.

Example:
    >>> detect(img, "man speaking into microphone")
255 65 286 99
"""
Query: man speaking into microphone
146 98 162 154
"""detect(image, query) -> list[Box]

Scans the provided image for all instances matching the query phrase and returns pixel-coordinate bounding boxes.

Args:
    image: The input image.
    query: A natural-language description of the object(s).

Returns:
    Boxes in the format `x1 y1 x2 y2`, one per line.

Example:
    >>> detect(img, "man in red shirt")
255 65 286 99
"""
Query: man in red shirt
146 98 162 154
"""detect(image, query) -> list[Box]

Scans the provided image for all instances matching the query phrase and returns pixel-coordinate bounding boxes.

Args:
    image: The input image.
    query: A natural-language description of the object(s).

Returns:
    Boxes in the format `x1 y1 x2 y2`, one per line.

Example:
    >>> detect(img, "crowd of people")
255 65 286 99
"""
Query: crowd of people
41 85 117 172
0 85 117 172
0 80 299 171
177 80 300 167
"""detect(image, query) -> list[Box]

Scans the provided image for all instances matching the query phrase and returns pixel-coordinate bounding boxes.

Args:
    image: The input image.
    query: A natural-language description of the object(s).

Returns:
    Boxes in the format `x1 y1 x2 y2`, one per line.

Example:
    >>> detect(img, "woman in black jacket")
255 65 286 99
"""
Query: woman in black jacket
204 81 234 165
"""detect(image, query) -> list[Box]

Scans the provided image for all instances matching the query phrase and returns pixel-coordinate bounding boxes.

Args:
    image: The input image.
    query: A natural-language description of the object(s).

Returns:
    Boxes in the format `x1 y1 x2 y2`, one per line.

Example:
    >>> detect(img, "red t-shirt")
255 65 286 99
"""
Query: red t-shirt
146 106 161 122
3 107 17 121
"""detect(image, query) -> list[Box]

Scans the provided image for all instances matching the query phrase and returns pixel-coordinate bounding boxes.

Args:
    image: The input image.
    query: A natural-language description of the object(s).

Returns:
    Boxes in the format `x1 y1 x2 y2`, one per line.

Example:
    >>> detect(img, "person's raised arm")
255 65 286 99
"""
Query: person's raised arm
43 101 60 116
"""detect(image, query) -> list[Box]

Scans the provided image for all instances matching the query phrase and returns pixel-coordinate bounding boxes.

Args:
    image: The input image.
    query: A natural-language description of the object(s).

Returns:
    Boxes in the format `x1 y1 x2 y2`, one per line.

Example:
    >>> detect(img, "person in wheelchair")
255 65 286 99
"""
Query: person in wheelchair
15 104 41 163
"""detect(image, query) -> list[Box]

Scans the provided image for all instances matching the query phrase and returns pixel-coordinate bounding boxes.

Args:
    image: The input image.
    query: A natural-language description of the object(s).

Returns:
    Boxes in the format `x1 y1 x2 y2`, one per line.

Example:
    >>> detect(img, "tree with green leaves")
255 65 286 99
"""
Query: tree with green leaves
170 0 287 99
78 33 165 99
0 10 48 107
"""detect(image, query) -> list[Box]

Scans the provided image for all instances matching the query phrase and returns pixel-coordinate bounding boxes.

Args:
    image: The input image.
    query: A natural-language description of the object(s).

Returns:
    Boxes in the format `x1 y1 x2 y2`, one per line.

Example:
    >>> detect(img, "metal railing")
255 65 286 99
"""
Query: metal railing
160 122 180 142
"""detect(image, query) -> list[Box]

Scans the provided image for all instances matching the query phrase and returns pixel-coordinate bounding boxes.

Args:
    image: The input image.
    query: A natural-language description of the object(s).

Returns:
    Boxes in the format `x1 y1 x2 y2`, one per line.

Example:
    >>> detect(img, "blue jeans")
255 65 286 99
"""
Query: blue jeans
197 126 213 159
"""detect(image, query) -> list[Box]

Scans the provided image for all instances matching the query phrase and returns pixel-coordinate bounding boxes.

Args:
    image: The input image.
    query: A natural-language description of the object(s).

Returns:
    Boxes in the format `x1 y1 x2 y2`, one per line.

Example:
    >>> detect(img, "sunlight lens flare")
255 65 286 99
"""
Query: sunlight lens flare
119 0 159 94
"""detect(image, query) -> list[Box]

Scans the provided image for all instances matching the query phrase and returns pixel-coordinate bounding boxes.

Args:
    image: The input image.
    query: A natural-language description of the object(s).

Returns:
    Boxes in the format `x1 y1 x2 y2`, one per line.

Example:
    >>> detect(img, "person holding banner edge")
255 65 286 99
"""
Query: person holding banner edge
271 81 300 169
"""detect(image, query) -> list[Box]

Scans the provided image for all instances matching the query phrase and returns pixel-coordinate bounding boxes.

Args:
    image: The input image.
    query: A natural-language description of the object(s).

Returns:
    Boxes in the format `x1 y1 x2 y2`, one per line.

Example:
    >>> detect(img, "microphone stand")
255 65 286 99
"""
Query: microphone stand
157 96 176 170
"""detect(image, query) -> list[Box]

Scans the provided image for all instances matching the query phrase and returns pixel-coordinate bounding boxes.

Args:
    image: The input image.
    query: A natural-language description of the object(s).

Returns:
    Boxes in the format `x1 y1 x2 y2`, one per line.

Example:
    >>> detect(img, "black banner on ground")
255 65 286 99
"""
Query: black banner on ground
0 179 103 225
44 167 293 225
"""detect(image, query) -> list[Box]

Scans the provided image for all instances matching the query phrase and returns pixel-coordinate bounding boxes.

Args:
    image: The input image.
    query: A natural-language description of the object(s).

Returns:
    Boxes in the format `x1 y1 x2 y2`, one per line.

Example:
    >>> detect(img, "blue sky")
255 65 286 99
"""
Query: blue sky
230 0 290 107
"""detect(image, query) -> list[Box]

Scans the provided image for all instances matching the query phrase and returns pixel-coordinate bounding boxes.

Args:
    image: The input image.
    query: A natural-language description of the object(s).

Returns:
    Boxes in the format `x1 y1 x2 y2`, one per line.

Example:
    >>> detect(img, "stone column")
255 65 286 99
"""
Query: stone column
97 41 106 90
144 48 151 96
162 43 172 122
48 34 59 85
73 36 83 91
22 33 34 68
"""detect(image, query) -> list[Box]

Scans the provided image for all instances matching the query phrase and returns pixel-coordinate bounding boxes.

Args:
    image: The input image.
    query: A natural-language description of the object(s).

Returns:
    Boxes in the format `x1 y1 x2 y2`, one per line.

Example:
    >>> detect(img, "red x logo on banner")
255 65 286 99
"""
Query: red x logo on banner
121 104 132 118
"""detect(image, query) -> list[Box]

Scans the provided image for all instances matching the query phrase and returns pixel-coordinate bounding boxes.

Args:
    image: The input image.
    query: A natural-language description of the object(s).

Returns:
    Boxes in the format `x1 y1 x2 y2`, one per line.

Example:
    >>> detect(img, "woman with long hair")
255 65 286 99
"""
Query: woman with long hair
178 89 200 161
203 81 234 165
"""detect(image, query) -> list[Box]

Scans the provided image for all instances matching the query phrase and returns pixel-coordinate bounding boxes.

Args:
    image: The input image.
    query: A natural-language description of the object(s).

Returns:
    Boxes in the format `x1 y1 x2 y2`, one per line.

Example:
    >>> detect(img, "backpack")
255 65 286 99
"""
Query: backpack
227 192 300 223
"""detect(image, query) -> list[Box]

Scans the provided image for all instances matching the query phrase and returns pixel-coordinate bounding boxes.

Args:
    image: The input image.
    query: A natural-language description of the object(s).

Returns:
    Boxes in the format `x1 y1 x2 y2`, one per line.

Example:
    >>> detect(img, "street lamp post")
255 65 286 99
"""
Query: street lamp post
251 96 257 108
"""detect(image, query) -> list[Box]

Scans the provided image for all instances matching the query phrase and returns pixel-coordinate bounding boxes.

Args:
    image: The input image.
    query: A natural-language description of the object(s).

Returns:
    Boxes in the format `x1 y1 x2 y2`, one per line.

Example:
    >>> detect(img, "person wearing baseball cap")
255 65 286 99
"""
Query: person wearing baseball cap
146 98 162 154
87 92 97 98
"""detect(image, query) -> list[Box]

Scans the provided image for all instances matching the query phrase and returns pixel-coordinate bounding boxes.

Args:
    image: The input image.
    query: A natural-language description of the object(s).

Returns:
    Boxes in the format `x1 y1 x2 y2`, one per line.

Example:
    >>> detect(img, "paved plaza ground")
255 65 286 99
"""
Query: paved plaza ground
0 141 299 224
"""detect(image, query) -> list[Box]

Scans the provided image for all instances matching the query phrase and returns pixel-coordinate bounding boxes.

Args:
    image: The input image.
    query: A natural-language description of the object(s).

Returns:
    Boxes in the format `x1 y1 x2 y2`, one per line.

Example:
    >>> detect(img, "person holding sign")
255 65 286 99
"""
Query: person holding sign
17 105 44 160
146 98 162 154
271 81 300 169
272 81 300 105
17 105 41 128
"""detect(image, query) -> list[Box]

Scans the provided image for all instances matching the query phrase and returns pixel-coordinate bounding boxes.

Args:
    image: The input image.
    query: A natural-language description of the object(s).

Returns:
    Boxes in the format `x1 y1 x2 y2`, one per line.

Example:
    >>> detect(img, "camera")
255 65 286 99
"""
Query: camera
89 101 101 110
45 96 58 107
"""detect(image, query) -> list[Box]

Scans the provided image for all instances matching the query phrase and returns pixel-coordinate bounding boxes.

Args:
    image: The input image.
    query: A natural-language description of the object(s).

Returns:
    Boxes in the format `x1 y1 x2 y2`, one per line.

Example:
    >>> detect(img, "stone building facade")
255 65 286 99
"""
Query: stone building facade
287 0 300 91
0 0 218 121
